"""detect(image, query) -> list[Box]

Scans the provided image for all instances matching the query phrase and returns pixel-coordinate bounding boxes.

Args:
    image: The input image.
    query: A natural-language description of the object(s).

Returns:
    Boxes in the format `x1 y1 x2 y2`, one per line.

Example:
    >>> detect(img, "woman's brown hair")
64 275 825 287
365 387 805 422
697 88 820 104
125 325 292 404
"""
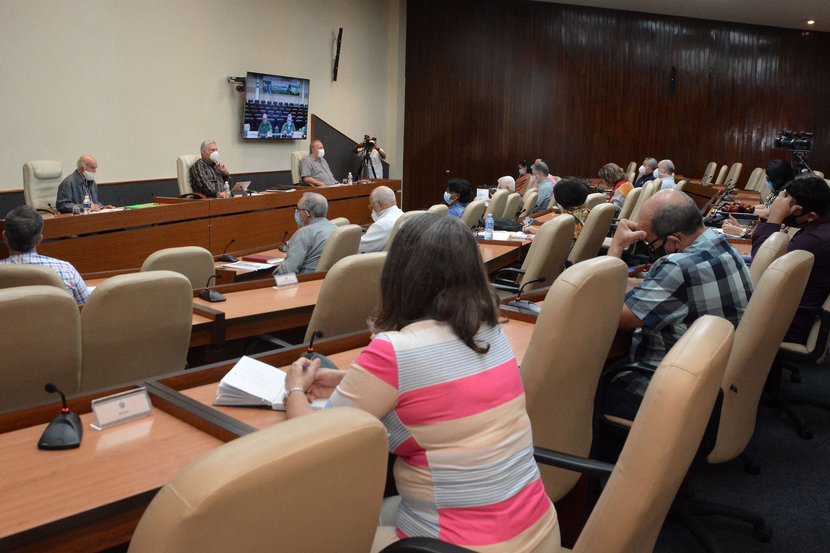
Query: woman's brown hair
598 163 626 187
373 213 499 353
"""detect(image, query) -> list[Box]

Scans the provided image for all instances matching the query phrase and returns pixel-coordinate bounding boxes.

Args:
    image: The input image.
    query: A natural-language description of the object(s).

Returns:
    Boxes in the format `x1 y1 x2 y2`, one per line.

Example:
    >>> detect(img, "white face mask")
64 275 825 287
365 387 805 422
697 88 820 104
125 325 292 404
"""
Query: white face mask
317 148 325 158
209 151 220 163
371 210 381 222
638 165 645 175
518 168 526 175
653 169 661 178
83 170 96 181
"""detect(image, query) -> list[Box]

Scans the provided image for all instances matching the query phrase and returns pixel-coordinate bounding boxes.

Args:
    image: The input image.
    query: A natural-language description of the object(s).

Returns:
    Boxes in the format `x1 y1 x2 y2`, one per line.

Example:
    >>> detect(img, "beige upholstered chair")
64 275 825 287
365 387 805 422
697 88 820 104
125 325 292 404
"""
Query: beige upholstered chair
330 216 351 227
385 210 426 252
427 203 448 216
141 246 216 290
724 162 743 188
749 231 789 286
500 192 522 219
315 224 362 272
616 185 642 221
744 166 764 191
522 257 627 501
0 264 67 291
290 150 306 185
714 164 728 185
176 154 201 196
568 202 615 265
484 189 508 218
630 180 657 223
583 192 607 210
128 407 388 553
625 160 637 175
701 161 718 185
626 171 636 186
80 271 193 391
23 160 62 212
459 199 485 230
304 252 385 343
675 179 687 191
0 286 81 413
518 189 538 219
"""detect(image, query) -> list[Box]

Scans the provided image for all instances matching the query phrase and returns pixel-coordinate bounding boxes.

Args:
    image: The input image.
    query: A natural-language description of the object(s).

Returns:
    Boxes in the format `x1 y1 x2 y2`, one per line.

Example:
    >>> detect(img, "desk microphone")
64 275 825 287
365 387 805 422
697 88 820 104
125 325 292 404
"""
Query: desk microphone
218 239 238 262
38 383 83 450
277 231 289 252
301 330 337 368
508 277 546 315
198 274 226 303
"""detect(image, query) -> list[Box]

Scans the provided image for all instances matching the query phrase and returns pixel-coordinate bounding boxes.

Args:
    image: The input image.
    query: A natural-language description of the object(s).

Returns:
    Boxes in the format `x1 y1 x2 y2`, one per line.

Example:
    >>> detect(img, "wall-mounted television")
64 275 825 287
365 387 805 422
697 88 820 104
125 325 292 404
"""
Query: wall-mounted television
242 71 309 140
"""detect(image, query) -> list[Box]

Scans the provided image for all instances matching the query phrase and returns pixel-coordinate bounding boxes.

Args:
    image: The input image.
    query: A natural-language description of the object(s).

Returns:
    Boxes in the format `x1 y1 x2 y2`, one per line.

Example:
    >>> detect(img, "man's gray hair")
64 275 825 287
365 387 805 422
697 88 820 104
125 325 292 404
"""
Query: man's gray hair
659 159 676 174
531 162 550 176
200 140 216 153
644 157 658 170
299 192 328 218
370 186 396 206
651 194 702 237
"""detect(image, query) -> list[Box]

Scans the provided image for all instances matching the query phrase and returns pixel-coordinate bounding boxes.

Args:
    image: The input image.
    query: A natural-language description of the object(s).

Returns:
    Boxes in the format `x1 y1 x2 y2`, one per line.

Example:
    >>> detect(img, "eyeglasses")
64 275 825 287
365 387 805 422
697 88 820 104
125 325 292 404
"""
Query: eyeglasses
642 235 669 254
294 208 308 214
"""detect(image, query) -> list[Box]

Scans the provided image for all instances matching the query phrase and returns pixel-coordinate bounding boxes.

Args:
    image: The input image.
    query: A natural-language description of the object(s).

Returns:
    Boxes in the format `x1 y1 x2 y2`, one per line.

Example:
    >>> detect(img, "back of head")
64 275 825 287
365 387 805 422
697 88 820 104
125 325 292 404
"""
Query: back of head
375 213 497 352
786 175 830 218
532 162 550 176
765 159 794 190
3 205 43 253
644 157 658 170
497 175 515 191
553 177 589 209
370 185 397 209
659 159 675 175
300 191 329 218
447 177 474 203
598 163 625 186
646 189 702 238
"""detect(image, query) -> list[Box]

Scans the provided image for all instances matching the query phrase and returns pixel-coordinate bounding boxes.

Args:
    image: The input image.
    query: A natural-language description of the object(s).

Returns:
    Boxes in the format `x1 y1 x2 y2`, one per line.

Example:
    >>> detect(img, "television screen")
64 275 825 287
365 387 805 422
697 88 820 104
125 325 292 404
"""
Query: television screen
242 71 309 140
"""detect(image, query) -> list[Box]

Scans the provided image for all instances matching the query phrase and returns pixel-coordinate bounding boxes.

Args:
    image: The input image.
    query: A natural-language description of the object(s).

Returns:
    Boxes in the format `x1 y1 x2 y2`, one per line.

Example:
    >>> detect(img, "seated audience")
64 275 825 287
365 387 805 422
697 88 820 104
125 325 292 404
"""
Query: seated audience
633 157 658 188
723 159 795 236
497 175 516 192
515 160 533 195
751 175 830 343
444 177 474 218
274 192 337 275
524 177 589 244
190 140 231 198
599 162 632 211
358 186 403 253
56 154 113 213
530 162 554 214
284 213 559 551
299 140 336 187
655 159 677 190
1 206 90 305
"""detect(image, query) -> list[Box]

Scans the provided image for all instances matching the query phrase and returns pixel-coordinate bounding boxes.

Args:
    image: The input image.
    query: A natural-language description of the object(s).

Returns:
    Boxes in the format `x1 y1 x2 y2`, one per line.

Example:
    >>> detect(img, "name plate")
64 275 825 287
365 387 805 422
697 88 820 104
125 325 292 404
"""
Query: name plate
90 388 153 430
274 272 299 288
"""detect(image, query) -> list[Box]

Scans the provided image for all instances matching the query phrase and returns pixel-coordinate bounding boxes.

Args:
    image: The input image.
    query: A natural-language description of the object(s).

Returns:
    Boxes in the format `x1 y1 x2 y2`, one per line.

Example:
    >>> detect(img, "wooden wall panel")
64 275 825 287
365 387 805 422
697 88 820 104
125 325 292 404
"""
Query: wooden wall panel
403 0 830 210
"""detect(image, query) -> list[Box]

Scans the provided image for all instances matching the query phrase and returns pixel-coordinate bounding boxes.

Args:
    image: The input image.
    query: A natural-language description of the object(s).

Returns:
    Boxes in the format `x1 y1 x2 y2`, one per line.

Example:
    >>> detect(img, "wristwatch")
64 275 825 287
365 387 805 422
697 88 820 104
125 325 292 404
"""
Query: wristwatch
282 386 306 404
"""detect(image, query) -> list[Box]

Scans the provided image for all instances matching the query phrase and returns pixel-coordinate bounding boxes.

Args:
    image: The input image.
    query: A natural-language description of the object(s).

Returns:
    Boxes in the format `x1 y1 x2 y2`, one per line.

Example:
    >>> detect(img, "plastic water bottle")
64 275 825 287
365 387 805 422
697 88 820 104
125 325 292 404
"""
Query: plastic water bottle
347 172 353 186
82 194 91 215
223 182 231 198
484 213 494 240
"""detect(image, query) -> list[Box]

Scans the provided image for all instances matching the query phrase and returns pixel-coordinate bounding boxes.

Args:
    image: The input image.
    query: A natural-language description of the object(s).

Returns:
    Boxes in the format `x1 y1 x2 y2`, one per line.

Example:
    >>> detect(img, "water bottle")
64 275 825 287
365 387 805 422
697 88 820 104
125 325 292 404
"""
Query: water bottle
347 172 353 186
484 213 494 240
82 194 91 215
223 181 231 198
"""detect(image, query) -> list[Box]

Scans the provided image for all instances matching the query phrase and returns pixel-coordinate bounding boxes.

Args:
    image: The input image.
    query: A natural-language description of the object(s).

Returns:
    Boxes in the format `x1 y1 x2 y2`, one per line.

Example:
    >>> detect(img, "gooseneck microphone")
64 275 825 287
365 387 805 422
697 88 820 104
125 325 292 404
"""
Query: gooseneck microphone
198 274 226 303
218 239 238 262
508 277 547 315
302 330 337 368
38 383 83 450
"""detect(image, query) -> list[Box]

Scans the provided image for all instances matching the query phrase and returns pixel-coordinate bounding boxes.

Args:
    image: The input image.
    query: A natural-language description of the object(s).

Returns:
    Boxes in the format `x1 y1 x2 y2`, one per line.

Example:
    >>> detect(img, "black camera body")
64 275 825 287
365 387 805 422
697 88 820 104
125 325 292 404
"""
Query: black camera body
362 134 377 150
774 129 814 151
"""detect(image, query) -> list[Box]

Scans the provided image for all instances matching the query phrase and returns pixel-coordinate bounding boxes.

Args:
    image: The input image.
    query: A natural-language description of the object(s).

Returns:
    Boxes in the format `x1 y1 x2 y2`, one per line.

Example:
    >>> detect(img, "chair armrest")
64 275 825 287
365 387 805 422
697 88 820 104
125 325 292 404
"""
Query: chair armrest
494 267 526 278
492 282 520 292
379 538 474 553
533 446 614 478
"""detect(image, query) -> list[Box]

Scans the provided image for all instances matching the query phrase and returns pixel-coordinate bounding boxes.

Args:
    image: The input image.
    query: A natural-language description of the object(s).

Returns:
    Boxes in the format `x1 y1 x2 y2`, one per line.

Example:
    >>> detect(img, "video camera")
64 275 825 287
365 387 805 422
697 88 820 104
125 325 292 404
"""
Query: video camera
774 130 814 151
362 135 377 150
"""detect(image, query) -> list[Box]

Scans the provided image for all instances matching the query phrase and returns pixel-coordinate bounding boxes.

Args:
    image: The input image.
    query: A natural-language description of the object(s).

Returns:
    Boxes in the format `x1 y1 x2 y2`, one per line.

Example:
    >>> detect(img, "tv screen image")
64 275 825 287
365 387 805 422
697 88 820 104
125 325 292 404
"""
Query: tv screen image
243 71 309 140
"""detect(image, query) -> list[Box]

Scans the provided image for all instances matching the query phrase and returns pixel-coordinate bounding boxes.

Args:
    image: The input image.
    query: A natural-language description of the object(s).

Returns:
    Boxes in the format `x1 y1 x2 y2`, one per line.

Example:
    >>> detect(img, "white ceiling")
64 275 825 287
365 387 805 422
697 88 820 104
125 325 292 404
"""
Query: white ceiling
549 0 830 33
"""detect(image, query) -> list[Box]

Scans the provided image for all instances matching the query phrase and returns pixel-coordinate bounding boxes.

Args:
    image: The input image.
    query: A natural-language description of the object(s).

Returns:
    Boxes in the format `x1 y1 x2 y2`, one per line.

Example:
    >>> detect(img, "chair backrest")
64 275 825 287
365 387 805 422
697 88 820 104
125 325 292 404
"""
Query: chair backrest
707 250 813 463
522 257 627 501
625 161 637 175
724 162 743 188
701 161 718 185
630 180 657 223
330 217 351 227
80 271 193 391
0 286 81 413
616 185 642 221
427 203 448 216
568 202 616 265
385 210 426 251
141 246 216 290
459 199 485 230
518 190 538 219
782 293 830 354
675 179 687 191
304 253 385 343
749 231 789 286
127 408 388 553
584 192 607 210
290 150 306 184
316 224 362 272
23 160 62 211
176 155 200 195
484 189 508 217
0 264 67 291
574 316 733 553
518 215 575 292
626 171 636 187
714 164 728 185
501 192 522 219
744 166 764 191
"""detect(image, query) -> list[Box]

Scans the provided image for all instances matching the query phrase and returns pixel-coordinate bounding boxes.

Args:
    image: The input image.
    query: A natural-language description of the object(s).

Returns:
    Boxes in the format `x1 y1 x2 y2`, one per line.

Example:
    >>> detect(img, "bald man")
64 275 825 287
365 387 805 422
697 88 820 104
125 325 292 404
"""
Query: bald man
56 154 113 213
358 185 403 253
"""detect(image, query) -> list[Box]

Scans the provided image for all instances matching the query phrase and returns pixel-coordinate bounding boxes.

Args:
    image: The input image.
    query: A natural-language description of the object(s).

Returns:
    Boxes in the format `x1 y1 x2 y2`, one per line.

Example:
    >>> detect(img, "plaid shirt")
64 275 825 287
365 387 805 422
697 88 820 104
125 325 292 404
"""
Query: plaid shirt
626 228 753 367
0 252 90 305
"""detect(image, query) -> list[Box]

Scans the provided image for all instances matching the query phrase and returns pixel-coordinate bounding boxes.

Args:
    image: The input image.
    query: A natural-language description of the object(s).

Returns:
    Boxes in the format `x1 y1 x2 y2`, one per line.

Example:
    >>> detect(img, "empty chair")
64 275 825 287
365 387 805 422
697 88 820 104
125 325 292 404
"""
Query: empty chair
501 192 522 219
426 203 448 216
626 170 636 186
701 161 718 185
141 246 216 290
484 189 508 218
629 180 658 223
568 202 616 265
290 150 306 185
315 224 362 272
23 160 62 213
176 154 201 196
459 199 485 230
675 179 687 191
128 408 388 553
749 231 789 285
385 210 426 251
330 217 350 227
744 166 764 191
616 185 642 221
0 264 67 291
714 164 728 185
80 271 193 391
584 192 607 210
518 189 538 219
0 286 81 413
625 160 637 175
304 253 385 342
724 162 743 188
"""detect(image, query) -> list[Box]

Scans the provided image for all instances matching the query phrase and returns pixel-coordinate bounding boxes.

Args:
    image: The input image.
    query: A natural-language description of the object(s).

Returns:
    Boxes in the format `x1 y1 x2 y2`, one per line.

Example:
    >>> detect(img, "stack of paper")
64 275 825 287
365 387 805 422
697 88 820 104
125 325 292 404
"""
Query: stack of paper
214 356 327 411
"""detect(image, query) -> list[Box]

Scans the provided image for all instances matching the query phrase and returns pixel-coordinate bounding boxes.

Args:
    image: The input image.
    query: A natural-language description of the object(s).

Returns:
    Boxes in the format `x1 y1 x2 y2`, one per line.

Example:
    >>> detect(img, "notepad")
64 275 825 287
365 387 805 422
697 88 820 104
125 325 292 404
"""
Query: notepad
222 261 276 271
242 253 283 264
214 356 327 411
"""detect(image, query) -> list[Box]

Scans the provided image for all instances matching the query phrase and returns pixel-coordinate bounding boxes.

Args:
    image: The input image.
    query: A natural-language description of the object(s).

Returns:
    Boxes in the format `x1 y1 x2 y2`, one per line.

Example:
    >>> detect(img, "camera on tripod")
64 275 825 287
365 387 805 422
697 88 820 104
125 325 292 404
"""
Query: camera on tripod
774 130 814 151
362 135 377 150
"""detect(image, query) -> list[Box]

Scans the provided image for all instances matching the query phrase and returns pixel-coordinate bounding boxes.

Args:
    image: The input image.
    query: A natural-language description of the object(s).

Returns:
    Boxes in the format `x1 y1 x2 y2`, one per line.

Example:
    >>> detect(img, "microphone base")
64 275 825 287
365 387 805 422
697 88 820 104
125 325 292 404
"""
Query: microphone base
218 254 238 263
199 289 227 303
508 299 542 315
302 351 338 369
38 411 83 450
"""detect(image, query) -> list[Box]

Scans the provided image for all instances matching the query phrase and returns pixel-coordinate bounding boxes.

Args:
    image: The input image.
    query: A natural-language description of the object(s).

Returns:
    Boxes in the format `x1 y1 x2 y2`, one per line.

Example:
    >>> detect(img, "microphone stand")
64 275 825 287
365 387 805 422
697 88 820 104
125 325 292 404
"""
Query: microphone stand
507 277 546 315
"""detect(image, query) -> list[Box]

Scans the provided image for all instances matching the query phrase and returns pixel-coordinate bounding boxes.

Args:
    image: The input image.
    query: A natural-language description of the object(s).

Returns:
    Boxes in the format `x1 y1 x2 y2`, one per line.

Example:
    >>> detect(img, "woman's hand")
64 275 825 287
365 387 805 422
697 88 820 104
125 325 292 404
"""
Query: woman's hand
285 356 321 391
307 368 346 400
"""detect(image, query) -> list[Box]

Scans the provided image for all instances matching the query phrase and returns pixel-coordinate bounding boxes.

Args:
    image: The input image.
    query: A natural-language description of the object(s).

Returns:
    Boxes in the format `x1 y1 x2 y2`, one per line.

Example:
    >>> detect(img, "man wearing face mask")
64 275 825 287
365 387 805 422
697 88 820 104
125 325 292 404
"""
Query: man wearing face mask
633 157 658 188
274 192 337 275
655 159 677 190
530 162 554 214
300 140 336 187
751 175 830 342
358 186 403 253
56 154 114 213
190 140 231 198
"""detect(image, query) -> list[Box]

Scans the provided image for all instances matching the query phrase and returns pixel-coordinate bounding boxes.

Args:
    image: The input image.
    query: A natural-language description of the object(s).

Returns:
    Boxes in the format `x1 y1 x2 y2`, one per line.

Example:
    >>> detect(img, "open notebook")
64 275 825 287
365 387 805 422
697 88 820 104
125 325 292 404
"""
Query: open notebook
214 356 327 411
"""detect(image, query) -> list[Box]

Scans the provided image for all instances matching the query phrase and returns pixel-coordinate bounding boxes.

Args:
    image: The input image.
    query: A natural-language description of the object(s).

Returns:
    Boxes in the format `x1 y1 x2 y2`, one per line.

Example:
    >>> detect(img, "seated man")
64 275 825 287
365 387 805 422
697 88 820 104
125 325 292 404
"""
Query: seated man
633 157 658 188
359 186 403 253
190 140 230 198
751 175 830 343
257 114 273 137
1 205 90 305
274 192 337 275
496 175 515 192
299 140 336 187
56 154 113 213
280 113 296 137
530 162 554 214
655 159 677 190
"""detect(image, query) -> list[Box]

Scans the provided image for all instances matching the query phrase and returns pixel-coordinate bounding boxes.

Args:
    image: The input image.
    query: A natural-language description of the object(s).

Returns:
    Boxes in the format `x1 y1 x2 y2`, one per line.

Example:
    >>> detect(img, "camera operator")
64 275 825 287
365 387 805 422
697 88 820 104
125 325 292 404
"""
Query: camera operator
354 134 386 180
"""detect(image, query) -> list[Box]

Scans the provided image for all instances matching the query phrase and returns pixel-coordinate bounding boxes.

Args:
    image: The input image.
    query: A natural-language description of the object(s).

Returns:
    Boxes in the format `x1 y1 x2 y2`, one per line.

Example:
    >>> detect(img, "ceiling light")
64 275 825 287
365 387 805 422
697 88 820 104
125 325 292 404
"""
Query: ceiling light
806 20 815 25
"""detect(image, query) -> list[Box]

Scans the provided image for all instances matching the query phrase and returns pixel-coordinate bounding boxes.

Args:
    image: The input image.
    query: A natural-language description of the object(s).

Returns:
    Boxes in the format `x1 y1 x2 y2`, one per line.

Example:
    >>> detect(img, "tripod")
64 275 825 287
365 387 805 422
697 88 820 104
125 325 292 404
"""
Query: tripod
359 145 378 180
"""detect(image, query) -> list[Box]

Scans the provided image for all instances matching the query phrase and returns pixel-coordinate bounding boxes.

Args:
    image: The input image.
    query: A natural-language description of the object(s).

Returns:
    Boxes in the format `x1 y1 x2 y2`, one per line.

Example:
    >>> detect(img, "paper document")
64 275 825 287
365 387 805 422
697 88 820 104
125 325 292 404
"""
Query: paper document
214 356 328 411
478 230 526 241
223 261 274 271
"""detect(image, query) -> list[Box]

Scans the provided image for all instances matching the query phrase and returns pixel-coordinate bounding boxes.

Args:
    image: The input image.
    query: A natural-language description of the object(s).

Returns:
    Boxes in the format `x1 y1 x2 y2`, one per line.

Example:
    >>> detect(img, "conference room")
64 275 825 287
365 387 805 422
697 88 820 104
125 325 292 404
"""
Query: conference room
1 1 829 552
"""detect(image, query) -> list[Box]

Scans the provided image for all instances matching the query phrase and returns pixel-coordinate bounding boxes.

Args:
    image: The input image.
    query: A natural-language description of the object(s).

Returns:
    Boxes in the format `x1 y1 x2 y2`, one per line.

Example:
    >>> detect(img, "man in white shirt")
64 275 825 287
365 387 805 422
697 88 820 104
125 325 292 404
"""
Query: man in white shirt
656 159 677 190
358 186 403 253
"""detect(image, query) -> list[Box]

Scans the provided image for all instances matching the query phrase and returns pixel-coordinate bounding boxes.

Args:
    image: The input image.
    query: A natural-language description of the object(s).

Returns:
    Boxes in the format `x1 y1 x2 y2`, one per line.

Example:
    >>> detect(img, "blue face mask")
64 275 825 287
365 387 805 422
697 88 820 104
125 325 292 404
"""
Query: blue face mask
765 179 774 190
294 211 304 227
443 191 453 205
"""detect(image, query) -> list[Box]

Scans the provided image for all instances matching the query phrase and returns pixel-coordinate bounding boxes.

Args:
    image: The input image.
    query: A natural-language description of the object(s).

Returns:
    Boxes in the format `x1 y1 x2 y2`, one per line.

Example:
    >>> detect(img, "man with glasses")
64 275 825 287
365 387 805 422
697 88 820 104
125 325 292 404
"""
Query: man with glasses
274 192 336 275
